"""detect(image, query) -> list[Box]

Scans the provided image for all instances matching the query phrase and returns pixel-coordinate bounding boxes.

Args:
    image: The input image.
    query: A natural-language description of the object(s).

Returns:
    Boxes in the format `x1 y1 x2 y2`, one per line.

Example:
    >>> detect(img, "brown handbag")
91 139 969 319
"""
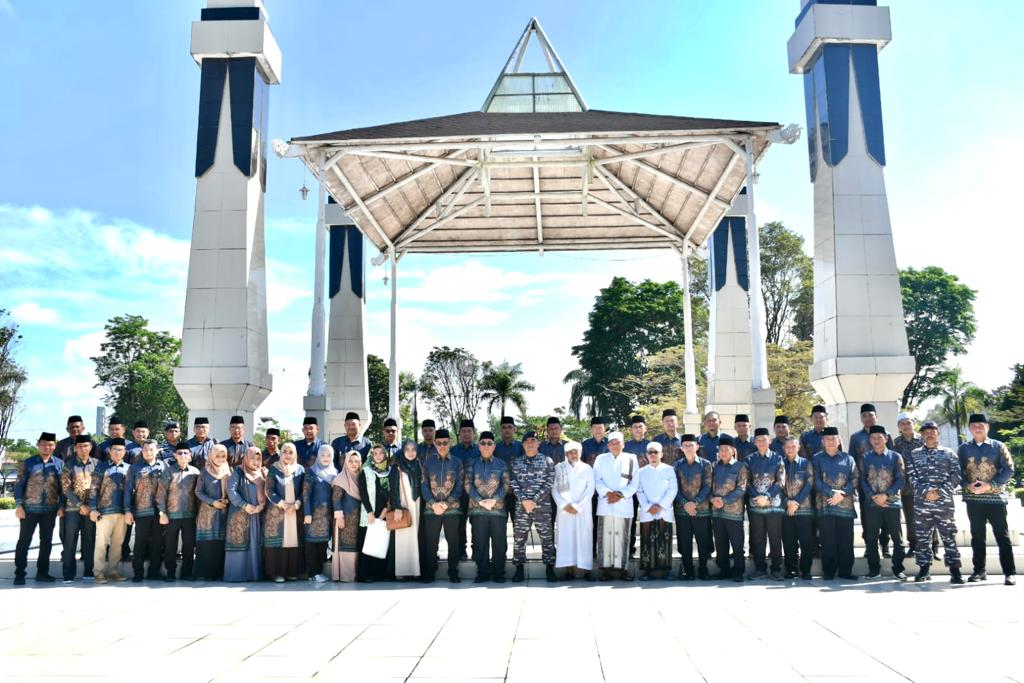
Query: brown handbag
385 470 413 530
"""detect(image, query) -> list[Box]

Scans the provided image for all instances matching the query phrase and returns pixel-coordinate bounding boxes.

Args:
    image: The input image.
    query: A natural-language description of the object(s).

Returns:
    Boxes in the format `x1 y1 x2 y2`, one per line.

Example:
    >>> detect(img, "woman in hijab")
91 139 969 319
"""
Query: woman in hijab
303 444 336 583
195 443 231 580
264 442 305 583
331 450 363 582
224 447 266 582
389 439 422 580
357 444 395 582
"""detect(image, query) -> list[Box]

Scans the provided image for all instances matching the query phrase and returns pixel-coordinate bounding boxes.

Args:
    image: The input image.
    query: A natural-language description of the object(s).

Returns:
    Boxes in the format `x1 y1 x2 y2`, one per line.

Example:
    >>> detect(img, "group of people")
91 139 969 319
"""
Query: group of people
12 403 1017 587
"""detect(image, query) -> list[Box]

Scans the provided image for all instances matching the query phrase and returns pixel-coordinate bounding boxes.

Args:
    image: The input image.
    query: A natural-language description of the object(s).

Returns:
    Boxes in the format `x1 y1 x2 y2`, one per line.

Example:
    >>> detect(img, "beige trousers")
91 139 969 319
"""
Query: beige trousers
94 513 126 576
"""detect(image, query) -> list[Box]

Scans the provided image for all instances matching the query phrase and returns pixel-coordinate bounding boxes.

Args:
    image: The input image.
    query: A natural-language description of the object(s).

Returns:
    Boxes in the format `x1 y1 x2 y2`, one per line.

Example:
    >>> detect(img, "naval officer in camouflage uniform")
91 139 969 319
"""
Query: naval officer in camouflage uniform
510 430 557 583
908 420 964 584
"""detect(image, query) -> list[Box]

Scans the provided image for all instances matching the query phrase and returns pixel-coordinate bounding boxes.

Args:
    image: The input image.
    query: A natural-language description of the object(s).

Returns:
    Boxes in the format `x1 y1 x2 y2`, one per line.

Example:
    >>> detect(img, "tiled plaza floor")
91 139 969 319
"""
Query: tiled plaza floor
1 576 1021 682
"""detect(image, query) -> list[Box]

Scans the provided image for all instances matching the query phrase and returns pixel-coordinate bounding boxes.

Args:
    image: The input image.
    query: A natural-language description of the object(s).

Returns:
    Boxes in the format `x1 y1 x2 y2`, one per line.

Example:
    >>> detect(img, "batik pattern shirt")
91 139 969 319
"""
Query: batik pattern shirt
859 449 904 509
61 456 99 511
466 456 510 516
125 459 166 517
421 454 464 516
711 459 748 521
14 456 63 514
157 464 200 519
195 469 229 541
673 457 712 517
813 452 858 518
90 460 130 515
783 456 814 515
958 438 1013 505
746 450 785 513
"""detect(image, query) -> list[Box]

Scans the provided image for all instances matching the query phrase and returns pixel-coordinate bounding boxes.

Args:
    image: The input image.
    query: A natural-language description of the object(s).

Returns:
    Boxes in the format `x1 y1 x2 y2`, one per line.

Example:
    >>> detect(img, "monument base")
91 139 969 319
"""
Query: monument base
810 355 914 442
705 387 777 432
174 365 272 438
302 394 331 439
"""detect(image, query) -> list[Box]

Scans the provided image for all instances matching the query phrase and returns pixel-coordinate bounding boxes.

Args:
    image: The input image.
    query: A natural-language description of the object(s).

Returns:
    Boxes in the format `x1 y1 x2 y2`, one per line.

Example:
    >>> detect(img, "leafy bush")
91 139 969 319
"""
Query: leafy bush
0 498 16 510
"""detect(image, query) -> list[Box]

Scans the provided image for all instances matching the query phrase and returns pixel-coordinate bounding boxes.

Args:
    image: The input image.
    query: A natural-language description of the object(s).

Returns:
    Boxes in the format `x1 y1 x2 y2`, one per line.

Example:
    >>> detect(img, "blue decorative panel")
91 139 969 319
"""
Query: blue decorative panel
328 217 364 301
851 44 886 165
803 70 818 181
822 45 851 166
228 58 256 178
195 59 227 177
201 7 261 21
712 217 749 292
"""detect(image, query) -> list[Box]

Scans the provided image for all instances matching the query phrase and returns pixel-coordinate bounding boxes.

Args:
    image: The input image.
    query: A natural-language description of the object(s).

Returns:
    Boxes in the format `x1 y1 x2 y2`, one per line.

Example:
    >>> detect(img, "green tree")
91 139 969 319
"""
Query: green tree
900 266 977 409
562 367 596 420
935 367 989 444
366 354 390 438
992 364 1024 480
399 371 419 441
480 361 534 420
759 222 814 345
571 276 704 423
90 315 187 433
0 309 28 447
767 341 821 433
419 346 483 431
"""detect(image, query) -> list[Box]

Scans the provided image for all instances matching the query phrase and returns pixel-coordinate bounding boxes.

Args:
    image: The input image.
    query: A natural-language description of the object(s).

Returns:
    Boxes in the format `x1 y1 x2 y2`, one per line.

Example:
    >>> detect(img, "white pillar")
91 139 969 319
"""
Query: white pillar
388 254 400 424
789 0 914 442
744 139 770 391
175 1 280 433
679 247 699 434
302 152 330 428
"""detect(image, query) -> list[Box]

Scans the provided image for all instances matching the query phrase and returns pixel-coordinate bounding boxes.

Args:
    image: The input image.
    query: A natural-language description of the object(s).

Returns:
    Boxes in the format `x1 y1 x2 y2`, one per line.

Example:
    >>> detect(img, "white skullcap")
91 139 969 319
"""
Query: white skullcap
647 441 662 452
607 431 624 443
564 441 582 454
896 412 913 423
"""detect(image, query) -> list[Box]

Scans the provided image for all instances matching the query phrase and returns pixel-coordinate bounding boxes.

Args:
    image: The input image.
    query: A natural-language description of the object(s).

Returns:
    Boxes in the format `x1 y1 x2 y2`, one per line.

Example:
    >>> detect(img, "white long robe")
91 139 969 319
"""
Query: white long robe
593 451 640 517
552 460 595 569
637 462 678 523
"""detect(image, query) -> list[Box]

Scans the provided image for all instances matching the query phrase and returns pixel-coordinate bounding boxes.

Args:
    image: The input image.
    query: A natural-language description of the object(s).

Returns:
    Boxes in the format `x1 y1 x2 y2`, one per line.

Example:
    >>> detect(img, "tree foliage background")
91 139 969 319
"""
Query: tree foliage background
0 309 28 448
90 315 187 436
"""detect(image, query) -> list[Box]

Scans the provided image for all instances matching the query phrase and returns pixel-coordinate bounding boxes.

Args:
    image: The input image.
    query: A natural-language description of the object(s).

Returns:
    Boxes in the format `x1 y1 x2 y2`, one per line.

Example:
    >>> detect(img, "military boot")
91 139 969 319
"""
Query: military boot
914 564 932 582
512 564 525 583
949 562 965 585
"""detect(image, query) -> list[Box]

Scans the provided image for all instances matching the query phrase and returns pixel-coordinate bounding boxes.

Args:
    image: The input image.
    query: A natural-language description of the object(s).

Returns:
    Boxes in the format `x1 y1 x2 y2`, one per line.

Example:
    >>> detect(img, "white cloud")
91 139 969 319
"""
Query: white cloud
63 331 106 363
11 302 59 325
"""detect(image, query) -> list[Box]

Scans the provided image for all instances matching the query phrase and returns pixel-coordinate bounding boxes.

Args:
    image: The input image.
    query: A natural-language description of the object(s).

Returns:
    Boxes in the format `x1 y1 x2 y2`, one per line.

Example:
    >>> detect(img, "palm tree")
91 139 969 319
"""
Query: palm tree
563 367 597 420
937 367 989 444
480 361 535 420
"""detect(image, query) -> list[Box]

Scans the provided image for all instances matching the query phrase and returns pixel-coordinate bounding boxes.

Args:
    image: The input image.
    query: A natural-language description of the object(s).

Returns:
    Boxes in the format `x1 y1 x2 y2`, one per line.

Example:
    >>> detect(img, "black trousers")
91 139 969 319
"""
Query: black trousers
305 541 328 577
470 515 507 579
675 514 712 574
864 506 905 575
966 503 1016 575
458 493 469 557
132 515 164 579
423 514 461 579
163 517 196 578
781 514 814 574
819 515 854 577
121 519 133 560
712 517 744 577
14 511 57 579
748 513 783 571
61 509 95 580
859 497 889 550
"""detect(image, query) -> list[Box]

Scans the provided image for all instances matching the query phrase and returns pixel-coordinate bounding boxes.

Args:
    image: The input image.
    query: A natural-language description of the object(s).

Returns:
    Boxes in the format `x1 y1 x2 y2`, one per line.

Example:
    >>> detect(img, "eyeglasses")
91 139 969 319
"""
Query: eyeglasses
479 440 494 445
435 440 450 446
646 449 660 454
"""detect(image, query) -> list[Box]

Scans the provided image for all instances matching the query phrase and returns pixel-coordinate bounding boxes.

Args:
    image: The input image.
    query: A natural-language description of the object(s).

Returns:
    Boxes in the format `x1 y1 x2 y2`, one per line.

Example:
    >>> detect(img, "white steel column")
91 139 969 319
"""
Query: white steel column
744 139 770 390
388 254 399 422
679 246 700 433
309 151 328 398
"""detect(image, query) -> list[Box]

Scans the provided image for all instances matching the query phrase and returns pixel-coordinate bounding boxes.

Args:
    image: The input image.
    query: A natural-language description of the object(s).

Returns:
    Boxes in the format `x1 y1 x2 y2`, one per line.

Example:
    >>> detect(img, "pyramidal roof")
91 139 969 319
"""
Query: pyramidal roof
481 17 587 114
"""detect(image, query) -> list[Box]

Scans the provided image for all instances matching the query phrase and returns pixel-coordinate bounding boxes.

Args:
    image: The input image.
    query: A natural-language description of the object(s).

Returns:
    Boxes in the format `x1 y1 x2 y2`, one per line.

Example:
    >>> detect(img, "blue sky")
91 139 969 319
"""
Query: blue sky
1 0 1021 440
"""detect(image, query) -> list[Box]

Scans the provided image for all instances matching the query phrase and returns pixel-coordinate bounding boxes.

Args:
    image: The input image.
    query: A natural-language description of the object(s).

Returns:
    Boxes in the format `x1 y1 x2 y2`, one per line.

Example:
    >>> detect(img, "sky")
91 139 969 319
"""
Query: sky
1 0 1022 440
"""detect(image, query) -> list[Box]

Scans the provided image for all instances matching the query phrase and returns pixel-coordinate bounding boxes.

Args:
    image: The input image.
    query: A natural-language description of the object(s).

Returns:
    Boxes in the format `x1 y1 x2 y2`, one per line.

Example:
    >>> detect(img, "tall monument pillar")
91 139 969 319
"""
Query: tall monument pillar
705 190 776 430
789 0 914 440
174 0 280 432
304 197 372 440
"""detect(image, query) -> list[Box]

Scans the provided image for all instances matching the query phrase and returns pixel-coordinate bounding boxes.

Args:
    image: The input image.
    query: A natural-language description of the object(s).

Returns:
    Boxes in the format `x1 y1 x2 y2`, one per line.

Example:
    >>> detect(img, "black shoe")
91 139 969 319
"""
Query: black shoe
785 570 798 579
620 572 635 581
914 566 931 582
494 575 506 584
164 575 176 583
583 572 596 582
546 566 558 583
34 574 56 583
459 551 469 561
711 572 730 581
562 570 576 581
420 576 435 584
800 573 813 580
449 575 462 584
697 567 710 581
968 571 987 583
838 573 858 581
733 573 744 583
13 576 26 586
895 572 908 582
1006 575 1017 586
881 547 892 559
131 576 144 583
639 573 652 582
949 565 965 585
512 565 525 583
473 575 488 584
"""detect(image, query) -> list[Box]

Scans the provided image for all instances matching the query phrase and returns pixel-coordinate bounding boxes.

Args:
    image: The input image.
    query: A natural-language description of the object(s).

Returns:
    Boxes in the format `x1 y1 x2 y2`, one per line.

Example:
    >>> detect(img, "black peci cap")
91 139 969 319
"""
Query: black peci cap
630 415 645 425
479 431 495 441
194 417 209 425
229 416 245 425
546 416 561 426
968 413 989 424
734 414 750 423
265 428 281 437
39 432 57 442
811 405 827 415
522 430 539 441
869 425 887 435
754 427 770 437
459 419 475 430
822 427 840 436
434 429 450 440
421 419 436 428
164 421 180 431
302 416 318 426
133 421 149 430
590 416 606 426
75 434 93 444
860 404 877 414
681 434 697 443
499 416 515 426
67 415 84 424
383 418 398 428
662 409 677 418
773 415 790 425
345 412 361 421
109 415 125 426
109 438 126 447
718 434 735 447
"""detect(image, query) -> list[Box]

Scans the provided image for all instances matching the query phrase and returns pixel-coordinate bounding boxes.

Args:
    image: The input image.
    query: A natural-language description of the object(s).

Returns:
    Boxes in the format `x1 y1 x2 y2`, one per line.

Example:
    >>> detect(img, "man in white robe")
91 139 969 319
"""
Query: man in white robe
593 431 640 580
553 441 596 580
637 441 679 580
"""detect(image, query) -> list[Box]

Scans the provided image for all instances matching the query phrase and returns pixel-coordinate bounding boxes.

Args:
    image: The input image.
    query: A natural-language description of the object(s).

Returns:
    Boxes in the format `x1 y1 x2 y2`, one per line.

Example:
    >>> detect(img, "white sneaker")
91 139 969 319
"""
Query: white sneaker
273 576 285 583
314 574 329 583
